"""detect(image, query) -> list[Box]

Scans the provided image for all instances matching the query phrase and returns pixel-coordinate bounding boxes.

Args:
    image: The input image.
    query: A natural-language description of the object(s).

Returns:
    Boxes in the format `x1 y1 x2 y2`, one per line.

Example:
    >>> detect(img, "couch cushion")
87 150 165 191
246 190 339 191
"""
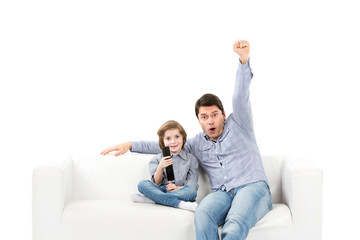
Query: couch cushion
71 153 155 200
62 201 292 240
251 203 292 230
71 153 285 204
247 204 293 239
71 152 213 202
62 200 196 240
262 155 284 203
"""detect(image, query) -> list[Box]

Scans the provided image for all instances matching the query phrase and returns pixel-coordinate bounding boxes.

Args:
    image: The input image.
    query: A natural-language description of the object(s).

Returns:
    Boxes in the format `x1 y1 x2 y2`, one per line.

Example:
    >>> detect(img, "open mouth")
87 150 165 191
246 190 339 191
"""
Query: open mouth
209 128 216 133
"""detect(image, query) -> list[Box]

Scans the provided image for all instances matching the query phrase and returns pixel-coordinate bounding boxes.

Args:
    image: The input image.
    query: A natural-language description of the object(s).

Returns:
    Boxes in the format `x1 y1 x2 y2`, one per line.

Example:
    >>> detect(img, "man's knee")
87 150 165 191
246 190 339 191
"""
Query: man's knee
194 207 210 228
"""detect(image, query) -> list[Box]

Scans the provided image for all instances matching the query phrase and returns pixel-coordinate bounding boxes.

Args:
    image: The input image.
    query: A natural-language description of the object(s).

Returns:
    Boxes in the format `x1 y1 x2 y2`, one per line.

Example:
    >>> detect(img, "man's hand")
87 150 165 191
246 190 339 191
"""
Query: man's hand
233 40 250 64
100 142 132 156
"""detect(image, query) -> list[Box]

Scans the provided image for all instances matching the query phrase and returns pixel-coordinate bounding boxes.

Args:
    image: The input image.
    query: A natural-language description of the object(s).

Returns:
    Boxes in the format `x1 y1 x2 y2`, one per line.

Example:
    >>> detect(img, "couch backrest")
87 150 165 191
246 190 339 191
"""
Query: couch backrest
71 153 284 203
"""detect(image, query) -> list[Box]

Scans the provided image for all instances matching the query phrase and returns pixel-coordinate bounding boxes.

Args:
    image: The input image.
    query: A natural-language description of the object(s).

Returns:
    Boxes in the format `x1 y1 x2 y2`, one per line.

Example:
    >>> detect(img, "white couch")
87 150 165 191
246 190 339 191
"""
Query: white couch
33 152 323 240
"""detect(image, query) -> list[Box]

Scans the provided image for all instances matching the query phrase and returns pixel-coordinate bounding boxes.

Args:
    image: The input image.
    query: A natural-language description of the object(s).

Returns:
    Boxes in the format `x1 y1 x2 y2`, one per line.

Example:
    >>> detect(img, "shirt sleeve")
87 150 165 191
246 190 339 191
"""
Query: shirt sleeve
232 59 255 133
184 154 199 190
130 140 161 154
184 137 196 154
148 154 163 184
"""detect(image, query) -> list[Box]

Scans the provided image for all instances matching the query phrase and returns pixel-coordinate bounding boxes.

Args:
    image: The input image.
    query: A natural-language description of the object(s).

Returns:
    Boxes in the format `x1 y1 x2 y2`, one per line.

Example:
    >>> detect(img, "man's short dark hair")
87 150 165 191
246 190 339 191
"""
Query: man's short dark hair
195 93 225 118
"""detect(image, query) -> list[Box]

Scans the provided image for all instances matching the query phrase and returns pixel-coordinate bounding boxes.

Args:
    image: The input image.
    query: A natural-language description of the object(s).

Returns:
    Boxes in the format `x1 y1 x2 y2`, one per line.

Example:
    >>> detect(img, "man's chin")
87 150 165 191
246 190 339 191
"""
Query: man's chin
207 133 219 141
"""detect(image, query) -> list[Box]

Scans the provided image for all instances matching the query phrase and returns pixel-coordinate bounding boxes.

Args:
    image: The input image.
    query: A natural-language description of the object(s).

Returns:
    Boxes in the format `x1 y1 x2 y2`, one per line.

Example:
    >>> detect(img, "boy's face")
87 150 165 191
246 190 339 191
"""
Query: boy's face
198 105 225 141
163 128 183 154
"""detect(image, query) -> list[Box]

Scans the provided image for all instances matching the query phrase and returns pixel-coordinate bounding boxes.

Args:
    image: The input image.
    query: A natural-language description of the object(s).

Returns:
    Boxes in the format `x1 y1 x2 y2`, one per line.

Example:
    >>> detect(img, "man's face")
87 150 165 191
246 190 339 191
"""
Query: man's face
198 105 225 141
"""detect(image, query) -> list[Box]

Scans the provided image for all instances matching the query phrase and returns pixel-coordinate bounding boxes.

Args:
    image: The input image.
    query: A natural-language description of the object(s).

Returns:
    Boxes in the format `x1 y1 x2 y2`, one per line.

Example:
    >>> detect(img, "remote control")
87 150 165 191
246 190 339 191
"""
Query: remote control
162 146 175 181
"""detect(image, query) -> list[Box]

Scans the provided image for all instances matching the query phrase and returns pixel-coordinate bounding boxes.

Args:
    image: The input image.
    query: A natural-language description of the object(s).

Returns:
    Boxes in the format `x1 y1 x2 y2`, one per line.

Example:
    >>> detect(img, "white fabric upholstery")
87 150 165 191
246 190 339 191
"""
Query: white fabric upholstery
33 153 323 240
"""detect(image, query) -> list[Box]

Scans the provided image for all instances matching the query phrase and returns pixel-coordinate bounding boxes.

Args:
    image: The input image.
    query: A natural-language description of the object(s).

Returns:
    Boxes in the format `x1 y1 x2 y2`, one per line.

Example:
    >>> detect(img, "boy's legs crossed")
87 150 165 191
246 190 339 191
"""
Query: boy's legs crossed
137 180 180 207
168 185 197 202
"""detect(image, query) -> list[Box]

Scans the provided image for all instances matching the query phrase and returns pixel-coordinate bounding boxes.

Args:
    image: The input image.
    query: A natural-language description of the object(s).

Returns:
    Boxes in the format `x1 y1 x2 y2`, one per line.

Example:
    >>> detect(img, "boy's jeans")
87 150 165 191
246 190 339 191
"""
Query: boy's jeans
195 181 272 240
137 180 197 208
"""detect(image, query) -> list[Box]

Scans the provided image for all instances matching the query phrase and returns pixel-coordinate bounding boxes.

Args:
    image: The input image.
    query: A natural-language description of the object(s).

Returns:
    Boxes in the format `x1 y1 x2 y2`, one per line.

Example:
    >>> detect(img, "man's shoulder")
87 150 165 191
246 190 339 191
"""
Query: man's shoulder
226 112 249 130
188 132 206 145
185 132 207 153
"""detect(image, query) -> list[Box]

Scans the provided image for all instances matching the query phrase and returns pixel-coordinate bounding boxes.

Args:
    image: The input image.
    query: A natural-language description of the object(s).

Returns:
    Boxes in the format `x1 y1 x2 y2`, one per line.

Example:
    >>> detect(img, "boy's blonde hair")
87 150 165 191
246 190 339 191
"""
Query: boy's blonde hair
157 120 187 150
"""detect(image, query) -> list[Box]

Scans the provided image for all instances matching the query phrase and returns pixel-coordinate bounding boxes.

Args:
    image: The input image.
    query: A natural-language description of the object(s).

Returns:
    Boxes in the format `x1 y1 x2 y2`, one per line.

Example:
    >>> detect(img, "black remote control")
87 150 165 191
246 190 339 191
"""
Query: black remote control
162 146 175 181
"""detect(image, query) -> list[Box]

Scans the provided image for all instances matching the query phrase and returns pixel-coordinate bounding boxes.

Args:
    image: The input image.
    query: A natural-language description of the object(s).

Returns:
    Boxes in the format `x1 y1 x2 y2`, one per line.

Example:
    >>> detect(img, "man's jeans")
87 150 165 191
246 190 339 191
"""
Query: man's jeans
195 181 272 240
137 180 197 208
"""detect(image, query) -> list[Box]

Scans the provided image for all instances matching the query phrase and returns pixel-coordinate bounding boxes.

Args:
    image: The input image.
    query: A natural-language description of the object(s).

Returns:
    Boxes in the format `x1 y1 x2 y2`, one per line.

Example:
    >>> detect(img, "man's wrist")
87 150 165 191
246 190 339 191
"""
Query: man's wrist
239 55 249 64
127 141 132 151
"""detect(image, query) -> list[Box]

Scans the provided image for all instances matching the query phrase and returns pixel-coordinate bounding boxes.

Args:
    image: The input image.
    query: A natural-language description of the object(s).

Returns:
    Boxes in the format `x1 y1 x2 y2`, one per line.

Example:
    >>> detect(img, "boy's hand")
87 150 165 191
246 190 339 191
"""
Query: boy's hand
166 181 179 192
233 40 250 64
159 156 173 169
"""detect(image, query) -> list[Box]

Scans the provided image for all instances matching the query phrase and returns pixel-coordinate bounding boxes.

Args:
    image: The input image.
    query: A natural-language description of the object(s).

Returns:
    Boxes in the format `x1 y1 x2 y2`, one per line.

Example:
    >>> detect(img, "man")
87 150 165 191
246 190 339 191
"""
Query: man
101 40 272 240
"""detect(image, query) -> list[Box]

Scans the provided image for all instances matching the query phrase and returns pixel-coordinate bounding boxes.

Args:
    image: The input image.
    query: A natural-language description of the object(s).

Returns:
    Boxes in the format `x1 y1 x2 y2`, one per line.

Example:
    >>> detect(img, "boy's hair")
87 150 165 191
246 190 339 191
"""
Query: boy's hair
157 120 187 150
195 93 225 118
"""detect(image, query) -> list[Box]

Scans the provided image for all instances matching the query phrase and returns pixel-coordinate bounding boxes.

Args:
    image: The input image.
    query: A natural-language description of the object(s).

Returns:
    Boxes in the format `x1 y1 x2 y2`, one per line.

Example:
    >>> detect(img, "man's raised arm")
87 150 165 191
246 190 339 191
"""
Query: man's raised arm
232 40 254 132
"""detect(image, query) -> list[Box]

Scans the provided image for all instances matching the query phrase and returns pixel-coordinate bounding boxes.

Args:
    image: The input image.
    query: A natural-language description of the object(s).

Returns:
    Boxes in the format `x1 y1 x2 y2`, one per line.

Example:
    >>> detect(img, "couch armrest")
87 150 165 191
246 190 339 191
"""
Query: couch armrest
33 155 73 240
281 156 323 240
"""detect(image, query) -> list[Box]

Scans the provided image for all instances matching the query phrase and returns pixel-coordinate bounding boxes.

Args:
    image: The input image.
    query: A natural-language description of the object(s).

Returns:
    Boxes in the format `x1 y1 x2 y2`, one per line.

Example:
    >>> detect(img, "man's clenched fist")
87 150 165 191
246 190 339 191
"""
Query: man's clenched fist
233 40 250 64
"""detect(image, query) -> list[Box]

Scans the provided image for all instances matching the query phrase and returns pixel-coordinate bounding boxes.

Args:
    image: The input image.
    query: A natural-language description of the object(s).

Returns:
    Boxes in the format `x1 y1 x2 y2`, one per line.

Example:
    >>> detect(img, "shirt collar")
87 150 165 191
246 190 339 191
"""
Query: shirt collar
173 150 187 160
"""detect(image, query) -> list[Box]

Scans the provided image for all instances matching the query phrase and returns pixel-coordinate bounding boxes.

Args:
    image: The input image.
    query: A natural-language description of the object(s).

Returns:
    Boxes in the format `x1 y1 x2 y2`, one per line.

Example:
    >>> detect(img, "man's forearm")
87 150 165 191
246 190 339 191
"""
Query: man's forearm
233 60 252 105
130 140 161 154
231 59 254 130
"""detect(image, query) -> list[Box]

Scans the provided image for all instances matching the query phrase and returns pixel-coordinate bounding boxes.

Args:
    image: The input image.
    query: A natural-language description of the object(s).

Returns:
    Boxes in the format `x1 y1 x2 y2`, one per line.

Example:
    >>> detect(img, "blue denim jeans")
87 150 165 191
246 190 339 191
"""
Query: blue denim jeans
137 180 197 208
195 181 272 240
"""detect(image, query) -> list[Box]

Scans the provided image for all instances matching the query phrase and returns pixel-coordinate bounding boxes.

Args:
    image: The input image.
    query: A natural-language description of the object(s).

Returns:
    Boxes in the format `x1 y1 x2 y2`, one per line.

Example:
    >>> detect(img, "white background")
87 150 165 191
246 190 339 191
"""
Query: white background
1 0 359 239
